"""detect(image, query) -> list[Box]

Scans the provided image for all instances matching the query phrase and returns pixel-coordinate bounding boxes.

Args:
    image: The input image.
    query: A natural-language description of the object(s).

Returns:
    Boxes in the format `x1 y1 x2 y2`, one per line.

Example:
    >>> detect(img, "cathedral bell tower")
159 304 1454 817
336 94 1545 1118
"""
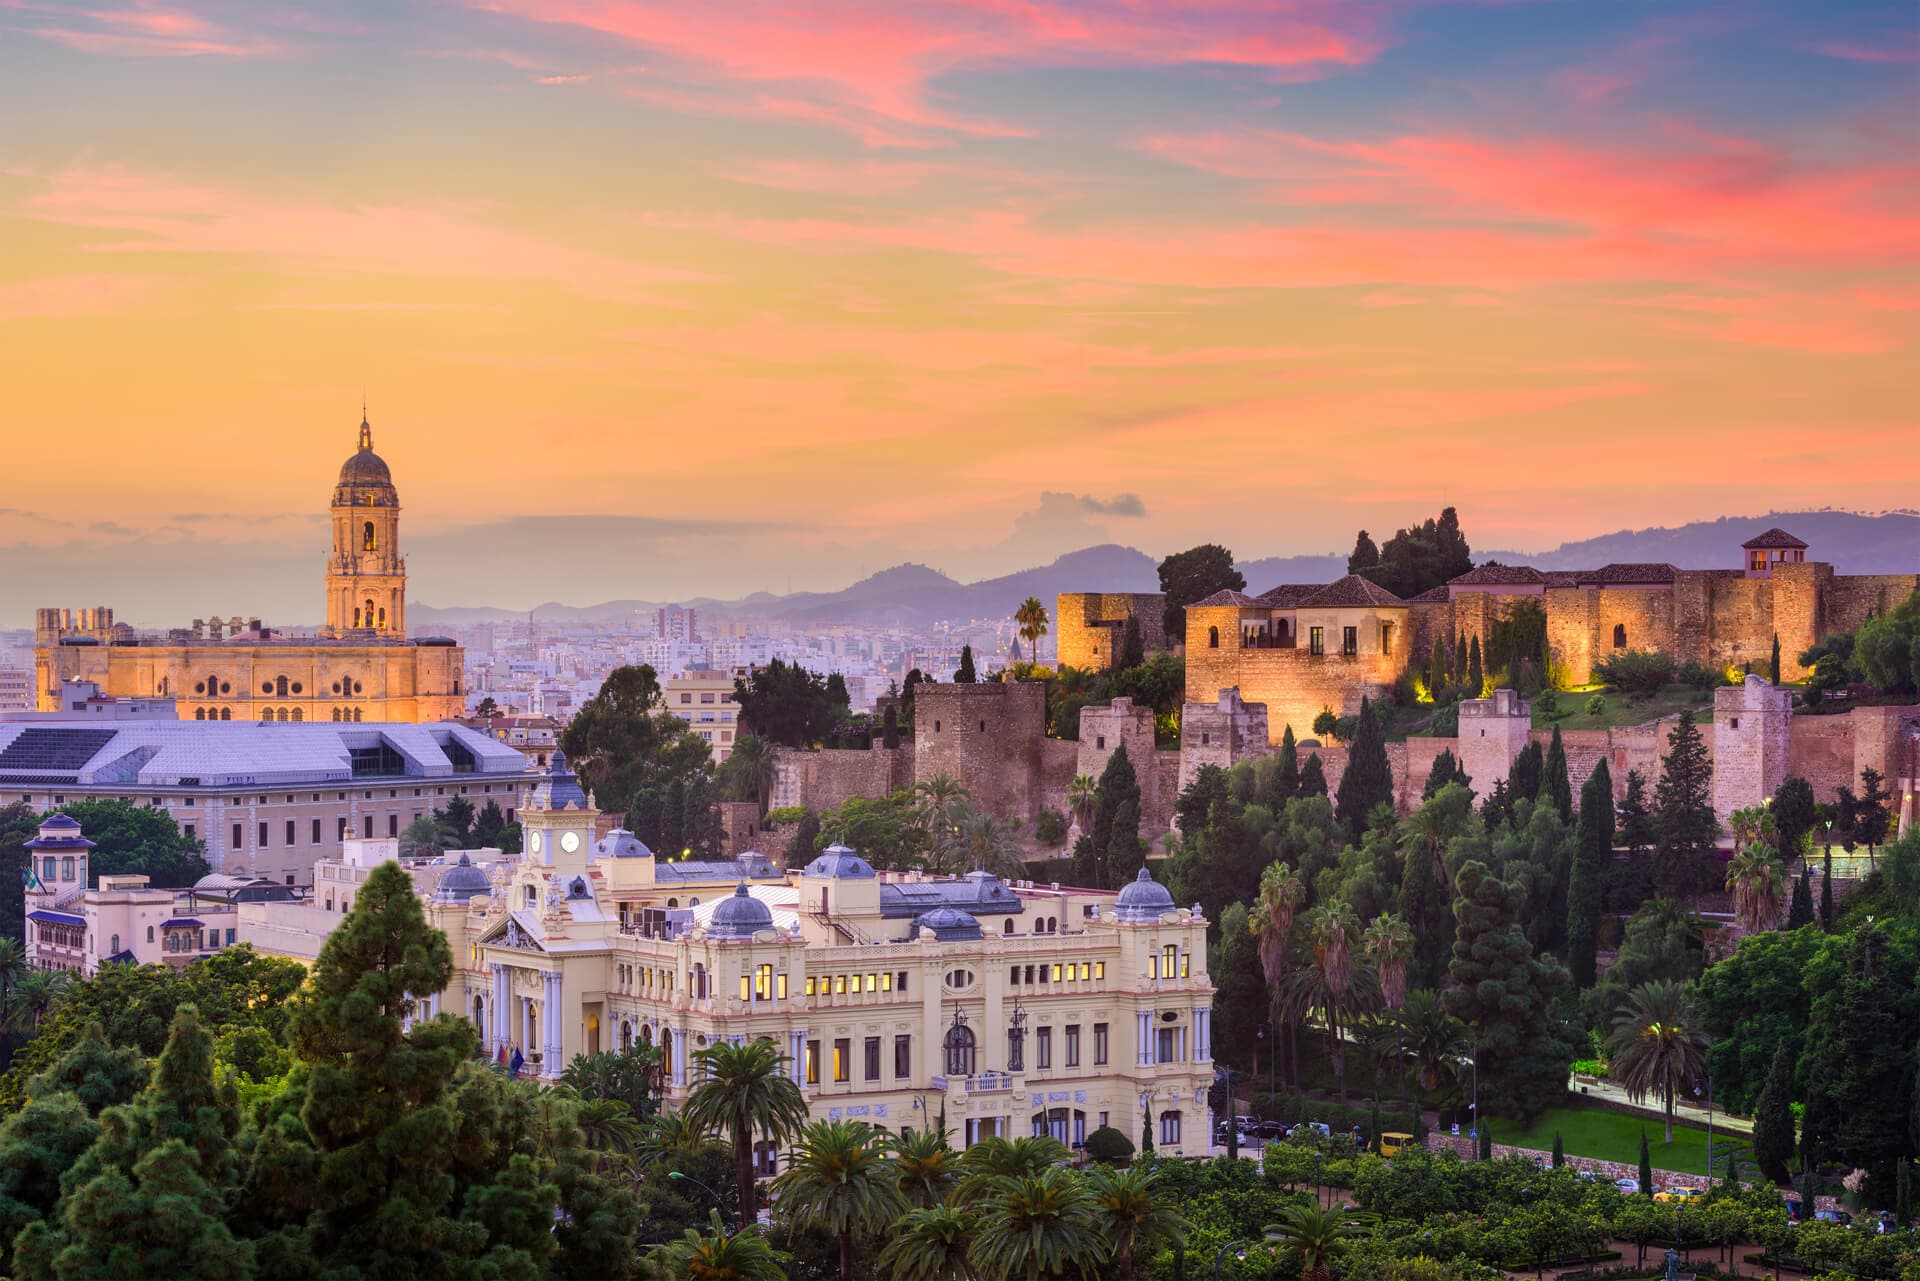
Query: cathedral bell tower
325 410 407 638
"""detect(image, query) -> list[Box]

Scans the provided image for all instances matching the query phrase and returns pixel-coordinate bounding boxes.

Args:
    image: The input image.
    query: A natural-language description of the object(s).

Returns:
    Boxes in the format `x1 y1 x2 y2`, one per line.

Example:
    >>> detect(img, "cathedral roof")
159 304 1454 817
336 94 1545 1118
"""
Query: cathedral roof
334 415 397 504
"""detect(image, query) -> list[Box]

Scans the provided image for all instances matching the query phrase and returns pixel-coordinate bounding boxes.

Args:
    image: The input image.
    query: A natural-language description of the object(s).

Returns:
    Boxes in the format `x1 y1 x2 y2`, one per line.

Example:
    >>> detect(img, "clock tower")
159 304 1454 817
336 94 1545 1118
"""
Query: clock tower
520 749 597 868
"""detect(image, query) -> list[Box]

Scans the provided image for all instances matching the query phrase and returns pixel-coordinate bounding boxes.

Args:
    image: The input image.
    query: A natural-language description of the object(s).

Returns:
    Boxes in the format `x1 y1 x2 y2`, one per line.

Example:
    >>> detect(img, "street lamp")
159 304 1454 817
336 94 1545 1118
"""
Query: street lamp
1007 995 1028 1074
667 1170 733 1231
1212 1238 1253 1279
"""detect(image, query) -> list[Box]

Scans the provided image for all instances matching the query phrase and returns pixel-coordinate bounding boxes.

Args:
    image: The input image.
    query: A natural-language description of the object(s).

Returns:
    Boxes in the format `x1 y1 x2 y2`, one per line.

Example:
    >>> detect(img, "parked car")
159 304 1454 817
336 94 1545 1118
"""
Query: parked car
1814 1209 1853 1226
1615 1178 1640 1194
1654 1186 1703 1204
1257 1121 1288 1140
1234 1115 1260 1131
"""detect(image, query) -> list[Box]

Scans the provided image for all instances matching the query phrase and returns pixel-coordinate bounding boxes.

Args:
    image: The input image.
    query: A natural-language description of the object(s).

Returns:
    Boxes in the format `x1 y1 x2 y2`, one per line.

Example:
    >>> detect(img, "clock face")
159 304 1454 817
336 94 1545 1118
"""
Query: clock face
529 831 544 853
559 831 581 853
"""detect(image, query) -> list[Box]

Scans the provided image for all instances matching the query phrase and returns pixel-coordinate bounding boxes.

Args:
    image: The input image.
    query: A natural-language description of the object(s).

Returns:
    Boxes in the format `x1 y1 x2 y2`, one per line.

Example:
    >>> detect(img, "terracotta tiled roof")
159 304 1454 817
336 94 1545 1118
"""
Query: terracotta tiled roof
1255 584 1323 608
1406 584 1453 603
1300 574 1405 608
1577 563 1678 585
1742 527 1808 550
1189 589 1262 608
1542 571 1583 588
1448 564 1546 587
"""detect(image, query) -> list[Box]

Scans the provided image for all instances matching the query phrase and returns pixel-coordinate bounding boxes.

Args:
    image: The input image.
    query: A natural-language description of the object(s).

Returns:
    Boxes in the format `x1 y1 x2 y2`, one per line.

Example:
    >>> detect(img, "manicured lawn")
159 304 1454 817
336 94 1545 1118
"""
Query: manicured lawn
1483 1105 1729 1176
1532 683 1713 732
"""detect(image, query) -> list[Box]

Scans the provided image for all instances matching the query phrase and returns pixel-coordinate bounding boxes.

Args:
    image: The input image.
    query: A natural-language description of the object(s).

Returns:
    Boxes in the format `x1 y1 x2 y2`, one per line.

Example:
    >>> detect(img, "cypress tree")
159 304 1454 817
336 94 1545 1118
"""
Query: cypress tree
1567 757 1614 987
1335 698 1394 844
1119 616 1145 669
1899 1159 1912 1228
1775 776 1817 860
1092 745 1142 889
1771 633 1783 684
1616 769 1654 855
1273 725 1300 802
1141 1101 1154 1155
1551 1133 1565 1168
1429 636 1449 699
1751 1040 1797 1183
1787 867 1815 930
882 704 899 749
1478 1124 1492 1161
1508 740 1544 803
1638 1131 1653 1196
954 646 976 683
1543 726 1574 822
1653 711 1717 899
1820 855 1834 930
787 809 822 865
1106 797 1145 888
1297 754 1328 799
1456 635 1469 689
1423 749 1461 801
1467 635 1483 697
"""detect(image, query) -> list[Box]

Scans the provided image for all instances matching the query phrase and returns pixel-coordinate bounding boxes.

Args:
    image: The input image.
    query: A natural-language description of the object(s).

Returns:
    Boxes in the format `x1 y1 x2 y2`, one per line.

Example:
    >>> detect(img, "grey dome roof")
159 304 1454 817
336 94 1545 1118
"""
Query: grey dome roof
528 749 588 811
1113 865 1175 921
433 853 493 904
912 906 982 941
803 844 876 879
334 418 397 505
595 828 651 859
708 883 774 938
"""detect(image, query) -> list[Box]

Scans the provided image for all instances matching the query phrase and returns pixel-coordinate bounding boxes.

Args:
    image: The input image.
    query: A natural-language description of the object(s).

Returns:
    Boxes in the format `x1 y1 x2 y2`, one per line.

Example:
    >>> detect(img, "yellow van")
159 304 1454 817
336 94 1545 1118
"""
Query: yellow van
1379 1132 1415 1157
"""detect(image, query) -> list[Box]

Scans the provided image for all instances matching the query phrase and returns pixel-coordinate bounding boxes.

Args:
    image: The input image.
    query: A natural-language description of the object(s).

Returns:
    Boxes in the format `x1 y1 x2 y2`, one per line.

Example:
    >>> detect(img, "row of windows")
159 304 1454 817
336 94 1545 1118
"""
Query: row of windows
163 927 234 953
1014 1023 1108 1071
1152 944 1191 980
804 1033 914 1085
676 692 733 705
616 964 674 996
1204 622 1394 658
38 855 78 882
805 970 910 998
1008 961 1104 986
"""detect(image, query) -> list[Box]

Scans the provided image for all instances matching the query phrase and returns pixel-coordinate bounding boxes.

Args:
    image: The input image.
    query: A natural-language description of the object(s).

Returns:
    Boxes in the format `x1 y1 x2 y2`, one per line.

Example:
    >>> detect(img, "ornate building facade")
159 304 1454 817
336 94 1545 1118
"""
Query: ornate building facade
35 414 464 723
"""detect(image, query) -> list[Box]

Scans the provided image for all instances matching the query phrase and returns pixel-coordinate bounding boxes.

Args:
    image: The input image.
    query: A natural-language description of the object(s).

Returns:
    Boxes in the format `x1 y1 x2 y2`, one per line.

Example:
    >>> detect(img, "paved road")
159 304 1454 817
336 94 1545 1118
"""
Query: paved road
1569 1074 1753 1135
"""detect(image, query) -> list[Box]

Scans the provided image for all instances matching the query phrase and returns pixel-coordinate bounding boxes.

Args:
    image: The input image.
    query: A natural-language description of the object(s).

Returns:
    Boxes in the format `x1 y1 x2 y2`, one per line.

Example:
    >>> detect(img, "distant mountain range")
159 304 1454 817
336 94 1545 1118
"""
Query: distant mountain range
410 510 1920 629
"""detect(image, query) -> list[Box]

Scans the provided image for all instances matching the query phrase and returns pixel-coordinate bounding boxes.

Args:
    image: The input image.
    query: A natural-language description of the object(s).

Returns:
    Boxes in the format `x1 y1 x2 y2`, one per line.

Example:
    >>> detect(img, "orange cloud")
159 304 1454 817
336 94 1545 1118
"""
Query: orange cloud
0 273 152 318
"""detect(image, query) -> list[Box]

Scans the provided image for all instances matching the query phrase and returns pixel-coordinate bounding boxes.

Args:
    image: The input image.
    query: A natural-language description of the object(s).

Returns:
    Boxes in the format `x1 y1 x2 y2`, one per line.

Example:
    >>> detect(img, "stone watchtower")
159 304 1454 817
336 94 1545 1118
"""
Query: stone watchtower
325 412 407 638
1712 675 1791 829
1457 689 1532 800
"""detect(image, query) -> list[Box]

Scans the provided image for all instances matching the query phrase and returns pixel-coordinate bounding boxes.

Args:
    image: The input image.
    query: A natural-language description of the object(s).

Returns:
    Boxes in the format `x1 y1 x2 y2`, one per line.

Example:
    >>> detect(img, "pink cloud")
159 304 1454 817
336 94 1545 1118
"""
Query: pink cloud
536 72 591 84
0 0 271 55
23 165 706 304
1812 34 1920 64
469 0 1382 142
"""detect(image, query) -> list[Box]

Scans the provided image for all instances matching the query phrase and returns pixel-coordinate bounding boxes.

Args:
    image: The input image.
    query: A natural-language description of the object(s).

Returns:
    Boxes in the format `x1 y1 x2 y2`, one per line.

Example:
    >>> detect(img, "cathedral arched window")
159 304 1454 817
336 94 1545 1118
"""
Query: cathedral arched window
262 709 275 722
275 676 289 697
363 521 376 552
332 708 341 722
363 600 375 628
290 708 303 723
220 707 230 720
353 607 361 628
943 1022 976 1076
194 707 206 720
353 708 363 722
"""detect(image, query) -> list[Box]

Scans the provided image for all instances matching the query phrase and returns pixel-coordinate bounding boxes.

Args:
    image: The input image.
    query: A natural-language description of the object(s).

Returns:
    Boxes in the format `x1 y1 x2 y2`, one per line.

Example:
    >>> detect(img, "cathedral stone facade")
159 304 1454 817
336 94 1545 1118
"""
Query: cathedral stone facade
35 414 465 724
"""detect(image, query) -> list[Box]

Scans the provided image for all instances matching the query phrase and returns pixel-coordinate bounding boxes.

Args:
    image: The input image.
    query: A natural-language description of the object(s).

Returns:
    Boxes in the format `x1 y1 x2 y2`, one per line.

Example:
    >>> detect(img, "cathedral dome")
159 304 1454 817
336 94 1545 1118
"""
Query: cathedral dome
334 416 397 505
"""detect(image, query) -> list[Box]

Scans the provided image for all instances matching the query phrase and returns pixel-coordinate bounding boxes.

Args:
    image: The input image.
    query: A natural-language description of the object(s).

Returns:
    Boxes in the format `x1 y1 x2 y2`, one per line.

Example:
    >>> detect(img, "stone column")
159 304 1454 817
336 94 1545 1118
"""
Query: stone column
1136 1011 1152 1066
1193 1008 1210 1061
491 965 509 1055
521 994 531 1056
673 1029 687 1086
543 972 563 1076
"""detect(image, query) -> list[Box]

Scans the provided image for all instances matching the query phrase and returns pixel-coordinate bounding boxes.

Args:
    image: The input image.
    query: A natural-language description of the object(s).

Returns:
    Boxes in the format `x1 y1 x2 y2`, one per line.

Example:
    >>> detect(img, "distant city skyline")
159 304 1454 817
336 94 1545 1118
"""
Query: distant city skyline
2 0 1915 624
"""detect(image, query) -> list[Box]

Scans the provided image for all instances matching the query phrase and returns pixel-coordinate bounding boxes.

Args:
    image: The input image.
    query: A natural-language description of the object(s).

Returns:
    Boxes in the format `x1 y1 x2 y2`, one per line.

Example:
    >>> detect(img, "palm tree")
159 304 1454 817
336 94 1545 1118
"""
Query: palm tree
1252 862 1305 989
771 1118 906 1281
573 1096 644 1173
934 807 1028 878
1084 1164 1185 1281
879 1204 977 1281
913 773 973 839
1727 805 1778 852
1015 598 1049 660
633 1110 710 1180
1605 979 1710 1143
1265 1202 1367 1281
645 1211 787 1281
1726 843 1787 935
5 967 69 1040
952 1135 1071 1204
1361 913 1415 1010
1065 776 1098 837
725 732 779 814
1396 989 1468 1129
1287 900 1379 1106
682 1039 811 1227
969 1167 1109 1281
893 1125 956 1208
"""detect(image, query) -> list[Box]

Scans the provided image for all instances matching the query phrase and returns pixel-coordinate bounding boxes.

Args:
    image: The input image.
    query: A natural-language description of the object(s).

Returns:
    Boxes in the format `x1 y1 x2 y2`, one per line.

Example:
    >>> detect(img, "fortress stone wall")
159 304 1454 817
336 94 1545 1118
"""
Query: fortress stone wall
913 681 1049 820
1055 593 1168 671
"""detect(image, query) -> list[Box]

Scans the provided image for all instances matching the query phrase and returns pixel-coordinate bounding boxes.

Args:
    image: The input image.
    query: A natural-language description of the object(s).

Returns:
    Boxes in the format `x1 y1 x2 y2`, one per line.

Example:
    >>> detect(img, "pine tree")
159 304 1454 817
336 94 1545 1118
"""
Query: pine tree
1508 741 1544 804
882 704 899 750
954 646 976 683
1297 755 1328 799
1653 712 1716 899
1751 1040 1796 1183
1638 1131 1653 1197
1481 777 1511 829
1423 750 1463 801
1542 727 1573 822
1551 1133 1564 1168
788 809 822 865
1446 860 1579 1124
1787 867 1815 930
1771 633 1783 684
1273 725 1300 802
1335 698 1394 844
1567 758 1613 987
1774 776 1817 860
1467 635 1484 698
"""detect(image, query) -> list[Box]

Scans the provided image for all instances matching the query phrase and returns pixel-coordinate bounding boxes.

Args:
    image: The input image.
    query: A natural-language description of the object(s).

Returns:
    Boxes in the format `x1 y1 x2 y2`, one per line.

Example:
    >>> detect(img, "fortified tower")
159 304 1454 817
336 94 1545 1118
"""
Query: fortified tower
1712 675 1792 828
1457 689 1533 798
325 412 407 638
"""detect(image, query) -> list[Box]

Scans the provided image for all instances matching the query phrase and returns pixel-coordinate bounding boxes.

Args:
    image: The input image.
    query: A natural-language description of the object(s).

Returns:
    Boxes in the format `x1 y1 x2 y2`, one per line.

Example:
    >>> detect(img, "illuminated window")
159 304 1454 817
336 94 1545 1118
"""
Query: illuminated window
1342 626 1358 658
1094 961 1105 981
834 976 846 995
1051 963 1062 983
866 973 877 993
1309 627 1325 656
739 975 750 1001
777 973 788 1000
805 976 817 996
833 1038 849 1082
849 975 862 994
806 1040 820 1085
755 964 773 1000
880 972 893 992
1381 621 1394 655
1163 944 1178 978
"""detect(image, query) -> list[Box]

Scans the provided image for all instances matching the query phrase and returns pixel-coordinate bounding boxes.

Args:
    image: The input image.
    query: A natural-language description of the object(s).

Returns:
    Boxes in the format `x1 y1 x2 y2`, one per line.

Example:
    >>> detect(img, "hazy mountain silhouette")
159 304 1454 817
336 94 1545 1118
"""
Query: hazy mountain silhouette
411 510 1920 627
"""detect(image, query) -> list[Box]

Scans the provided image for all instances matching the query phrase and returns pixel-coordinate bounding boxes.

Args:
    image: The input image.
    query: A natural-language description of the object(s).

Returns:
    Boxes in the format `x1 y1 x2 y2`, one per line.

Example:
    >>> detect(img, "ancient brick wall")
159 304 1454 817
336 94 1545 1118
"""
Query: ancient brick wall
1699 576 1773 673
1543 588 1599 686
1769 562 1828 678
1300 745 1348 799
1405 600 1455 673
717 801 771 859
1055 592 1167 671
1182 602 1248 713
1528 727 1613 796
913 681 1049 820
1177 690 1271 795
1823 573 1920 636
1078 698 1166 829
1397 737 1454 808
1788 715 1857 804
1710 677 1792 825
1847 706 1920 797
769 745 911 814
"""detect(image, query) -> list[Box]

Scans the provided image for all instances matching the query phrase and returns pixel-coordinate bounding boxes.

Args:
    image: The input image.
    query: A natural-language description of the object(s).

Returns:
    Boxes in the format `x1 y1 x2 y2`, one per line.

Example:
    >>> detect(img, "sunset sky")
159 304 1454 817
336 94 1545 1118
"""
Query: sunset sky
2 0 1917 624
